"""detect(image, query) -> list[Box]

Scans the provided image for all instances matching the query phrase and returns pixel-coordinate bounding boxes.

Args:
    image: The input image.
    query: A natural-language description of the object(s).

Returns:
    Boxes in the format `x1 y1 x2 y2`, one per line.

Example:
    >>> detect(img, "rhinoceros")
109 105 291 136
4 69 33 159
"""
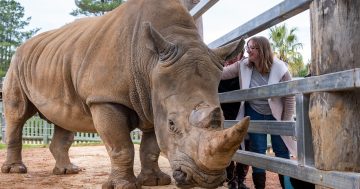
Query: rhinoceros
1 0 249 188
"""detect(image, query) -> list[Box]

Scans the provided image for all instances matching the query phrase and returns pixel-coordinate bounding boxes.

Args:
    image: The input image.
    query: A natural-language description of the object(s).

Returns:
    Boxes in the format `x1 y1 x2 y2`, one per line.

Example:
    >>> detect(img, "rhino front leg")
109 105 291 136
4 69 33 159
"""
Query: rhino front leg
50 125 80 174
90 103 139 189
137 131 171 186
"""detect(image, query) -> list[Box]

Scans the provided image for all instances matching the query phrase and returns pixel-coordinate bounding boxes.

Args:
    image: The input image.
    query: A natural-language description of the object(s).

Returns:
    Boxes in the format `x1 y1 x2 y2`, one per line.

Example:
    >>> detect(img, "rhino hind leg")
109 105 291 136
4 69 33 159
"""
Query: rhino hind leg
1 115 30 174
1 71 36 174
49 125 80 174
90 103 139 189
137 131 171 186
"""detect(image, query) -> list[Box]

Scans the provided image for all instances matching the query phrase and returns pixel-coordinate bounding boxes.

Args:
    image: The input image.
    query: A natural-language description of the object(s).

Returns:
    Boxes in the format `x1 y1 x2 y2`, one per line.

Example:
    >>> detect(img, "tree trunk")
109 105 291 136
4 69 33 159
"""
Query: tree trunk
180 0 203 40
309 1 360 188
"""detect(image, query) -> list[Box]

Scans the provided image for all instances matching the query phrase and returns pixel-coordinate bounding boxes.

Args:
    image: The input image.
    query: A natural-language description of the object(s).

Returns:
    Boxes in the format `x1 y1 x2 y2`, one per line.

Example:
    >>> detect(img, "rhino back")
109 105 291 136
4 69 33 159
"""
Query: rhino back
76 0 199 124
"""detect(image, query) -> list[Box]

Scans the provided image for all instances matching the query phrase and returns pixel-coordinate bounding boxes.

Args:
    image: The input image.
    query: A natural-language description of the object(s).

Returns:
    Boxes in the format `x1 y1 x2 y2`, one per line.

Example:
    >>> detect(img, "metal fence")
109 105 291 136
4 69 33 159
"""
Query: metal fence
191 0 360 188
221 69 360 189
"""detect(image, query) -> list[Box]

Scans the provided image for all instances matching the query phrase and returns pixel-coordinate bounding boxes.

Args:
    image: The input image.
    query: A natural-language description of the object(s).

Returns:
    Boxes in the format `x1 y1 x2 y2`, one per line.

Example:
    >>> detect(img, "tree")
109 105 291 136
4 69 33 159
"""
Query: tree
70 0 124 17
268 24 306 77
0 0 39 77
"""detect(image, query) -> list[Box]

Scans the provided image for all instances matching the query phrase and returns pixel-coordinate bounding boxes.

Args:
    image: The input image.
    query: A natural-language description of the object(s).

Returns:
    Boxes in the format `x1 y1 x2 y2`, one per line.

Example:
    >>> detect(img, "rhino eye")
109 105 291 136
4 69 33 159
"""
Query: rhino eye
168 119 182 135
168 119 176 131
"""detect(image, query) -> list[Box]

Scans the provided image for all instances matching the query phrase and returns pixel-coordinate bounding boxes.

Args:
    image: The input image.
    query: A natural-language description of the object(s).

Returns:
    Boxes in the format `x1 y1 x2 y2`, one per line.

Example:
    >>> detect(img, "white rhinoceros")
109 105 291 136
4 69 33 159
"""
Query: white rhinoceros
1 0 249 188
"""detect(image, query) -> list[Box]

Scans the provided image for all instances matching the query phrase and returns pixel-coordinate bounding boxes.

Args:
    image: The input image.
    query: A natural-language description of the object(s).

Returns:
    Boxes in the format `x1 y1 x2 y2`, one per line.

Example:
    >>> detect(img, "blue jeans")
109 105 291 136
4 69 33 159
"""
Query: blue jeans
245 103 290 173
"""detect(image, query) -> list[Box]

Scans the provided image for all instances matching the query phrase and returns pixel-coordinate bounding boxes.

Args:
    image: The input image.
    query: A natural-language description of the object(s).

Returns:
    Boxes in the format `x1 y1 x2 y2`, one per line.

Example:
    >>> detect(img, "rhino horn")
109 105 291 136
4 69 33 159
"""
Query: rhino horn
198 116 250 170
145 22 177 61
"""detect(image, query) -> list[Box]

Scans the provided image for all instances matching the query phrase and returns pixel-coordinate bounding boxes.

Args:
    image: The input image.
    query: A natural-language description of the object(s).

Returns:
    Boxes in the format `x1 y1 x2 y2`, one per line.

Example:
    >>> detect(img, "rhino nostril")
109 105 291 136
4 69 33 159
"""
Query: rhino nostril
210 119 222 129
210 107 222 129
190 105 223 129
173 169 187 183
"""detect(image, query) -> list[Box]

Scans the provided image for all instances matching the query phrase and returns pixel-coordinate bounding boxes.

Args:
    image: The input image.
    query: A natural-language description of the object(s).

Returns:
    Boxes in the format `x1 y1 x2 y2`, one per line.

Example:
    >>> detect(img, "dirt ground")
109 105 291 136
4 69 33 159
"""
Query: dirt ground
0 145 282 189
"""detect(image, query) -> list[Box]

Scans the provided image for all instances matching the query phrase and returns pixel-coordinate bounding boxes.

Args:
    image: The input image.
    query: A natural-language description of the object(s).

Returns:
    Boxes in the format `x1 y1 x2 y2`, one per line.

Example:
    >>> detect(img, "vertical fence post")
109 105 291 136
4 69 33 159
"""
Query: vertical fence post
1 112 5 144
0 78 3 144
43 121 49 145
295 94 314 166
0 112 1 142
1 96 5 144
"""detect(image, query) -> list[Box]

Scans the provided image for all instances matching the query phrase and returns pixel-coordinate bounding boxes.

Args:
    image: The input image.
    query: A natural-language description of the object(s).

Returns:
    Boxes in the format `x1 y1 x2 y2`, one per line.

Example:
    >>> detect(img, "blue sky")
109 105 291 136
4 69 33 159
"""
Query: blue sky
17 0 311 62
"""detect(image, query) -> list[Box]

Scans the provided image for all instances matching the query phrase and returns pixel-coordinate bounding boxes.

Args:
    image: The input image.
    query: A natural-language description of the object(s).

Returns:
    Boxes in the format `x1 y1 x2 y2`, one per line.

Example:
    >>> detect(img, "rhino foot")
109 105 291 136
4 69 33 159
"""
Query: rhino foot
1 162 27 173
53 163 81 175
137 170 171 186
102 180 140 189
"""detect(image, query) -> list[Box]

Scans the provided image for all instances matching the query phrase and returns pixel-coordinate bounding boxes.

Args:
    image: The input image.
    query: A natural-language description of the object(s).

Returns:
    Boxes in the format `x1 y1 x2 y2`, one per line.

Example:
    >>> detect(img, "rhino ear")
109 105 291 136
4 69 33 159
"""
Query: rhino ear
212 37 245 62
144 22 177 62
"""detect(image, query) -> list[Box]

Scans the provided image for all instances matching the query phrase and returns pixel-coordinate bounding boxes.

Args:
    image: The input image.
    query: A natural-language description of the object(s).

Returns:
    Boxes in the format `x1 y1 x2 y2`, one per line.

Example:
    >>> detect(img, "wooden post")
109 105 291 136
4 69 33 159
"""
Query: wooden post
309 1 360 188
180 0 204 40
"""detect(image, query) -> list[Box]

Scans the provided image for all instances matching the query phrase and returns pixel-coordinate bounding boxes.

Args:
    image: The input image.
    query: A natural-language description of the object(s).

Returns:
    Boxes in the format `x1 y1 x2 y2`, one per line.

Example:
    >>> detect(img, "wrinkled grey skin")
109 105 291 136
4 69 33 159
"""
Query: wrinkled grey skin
1 0 249 188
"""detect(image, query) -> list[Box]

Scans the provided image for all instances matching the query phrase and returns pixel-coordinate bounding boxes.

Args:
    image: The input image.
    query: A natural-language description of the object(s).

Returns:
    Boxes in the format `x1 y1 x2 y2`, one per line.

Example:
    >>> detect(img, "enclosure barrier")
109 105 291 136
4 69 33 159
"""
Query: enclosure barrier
221 69 360 189
190 0 360 188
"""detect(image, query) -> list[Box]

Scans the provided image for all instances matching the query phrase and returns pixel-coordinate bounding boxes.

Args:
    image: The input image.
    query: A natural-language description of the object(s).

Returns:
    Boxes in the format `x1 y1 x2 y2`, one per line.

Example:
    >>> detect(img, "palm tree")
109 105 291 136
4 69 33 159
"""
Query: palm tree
269 24 306 76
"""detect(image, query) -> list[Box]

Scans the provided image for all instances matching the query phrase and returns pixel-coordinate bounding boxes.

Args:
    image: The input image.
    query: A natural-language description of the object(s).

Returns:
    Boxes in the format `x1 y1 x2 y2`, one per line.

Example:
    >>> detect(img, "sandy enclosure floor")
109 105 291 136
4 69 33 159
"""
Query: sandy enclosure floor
0 145 282 189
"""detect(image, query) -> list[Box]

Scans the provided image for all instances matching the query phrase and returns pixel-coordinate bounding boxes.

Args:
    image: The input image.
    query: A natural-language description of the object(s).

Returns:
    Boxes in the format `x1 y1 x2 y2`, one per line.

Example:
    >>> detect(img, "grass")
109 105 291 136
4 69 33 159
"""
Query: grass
0 143 5 150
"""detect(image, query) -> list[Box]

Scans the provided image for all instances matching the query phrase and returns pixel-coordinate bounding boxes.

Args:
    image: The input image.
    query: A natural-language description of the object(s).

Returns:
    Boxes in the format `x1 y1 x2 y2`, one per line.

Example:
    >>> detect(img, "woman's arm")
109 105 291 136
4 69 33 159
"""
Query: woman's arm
221 60 240 80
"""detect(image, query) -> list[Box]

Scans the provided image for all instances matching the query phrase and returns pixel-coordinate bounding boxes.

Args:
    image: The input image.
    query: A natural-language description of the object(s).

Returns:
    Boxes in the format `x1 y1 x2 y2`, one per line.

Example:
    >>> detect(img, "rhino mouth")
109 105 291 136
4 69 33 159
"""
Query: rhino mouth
171 153 226 188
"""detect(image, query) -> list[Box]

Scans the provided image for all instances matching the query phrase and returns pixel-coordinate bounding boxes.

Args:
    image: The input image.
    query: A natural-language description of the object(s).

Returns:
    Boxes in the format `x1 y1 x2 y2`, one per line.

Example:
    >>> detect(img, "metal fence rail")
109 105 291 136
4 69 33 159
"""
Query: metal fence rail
219 69 360 103
234 150 360 189
204 0 312 48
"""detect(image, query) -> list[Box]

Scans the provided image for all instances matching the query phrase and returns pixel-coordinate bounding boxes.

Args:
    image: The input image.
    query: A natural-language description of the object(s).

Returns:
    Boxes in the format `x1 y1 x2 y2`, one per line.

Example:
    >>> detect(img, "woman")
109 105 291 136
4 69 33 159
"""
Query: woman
221 36 296 189
219 51 250 189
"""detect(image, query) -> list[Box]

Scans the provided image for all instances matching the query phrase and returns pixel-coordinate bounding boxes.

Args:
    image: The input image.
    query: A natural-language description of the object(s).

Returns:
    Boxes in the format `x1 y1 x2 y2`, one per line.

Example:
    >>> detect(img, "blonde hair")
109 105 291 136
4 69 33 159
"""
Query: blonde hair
247 36 273 74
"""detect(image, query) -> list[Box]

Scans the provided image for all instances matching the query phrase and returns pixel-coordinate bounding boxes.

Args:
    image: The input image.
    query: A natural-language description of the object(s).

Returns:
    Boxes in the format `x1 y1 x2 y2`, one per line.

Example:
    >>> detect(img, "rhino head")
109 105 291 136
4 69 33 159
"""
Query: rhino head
146 23 249 188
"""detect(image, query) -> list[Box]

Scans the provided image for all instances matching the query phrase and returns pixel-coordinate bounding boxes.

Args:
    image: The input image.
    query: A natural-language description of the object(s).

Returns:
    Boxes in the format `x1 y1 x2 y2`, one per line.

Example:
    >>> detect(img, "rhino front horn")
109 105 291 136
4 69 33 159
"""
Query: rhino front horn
198 116 250 170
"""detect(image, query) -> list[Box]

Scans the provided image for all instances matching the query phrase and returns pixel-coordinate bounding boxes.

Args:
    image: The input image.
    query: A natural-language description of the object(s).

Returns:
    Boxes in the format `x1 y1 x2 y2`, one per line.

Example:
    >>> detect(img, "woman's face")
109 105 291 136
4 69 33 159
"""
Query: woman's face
246 40 260 63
